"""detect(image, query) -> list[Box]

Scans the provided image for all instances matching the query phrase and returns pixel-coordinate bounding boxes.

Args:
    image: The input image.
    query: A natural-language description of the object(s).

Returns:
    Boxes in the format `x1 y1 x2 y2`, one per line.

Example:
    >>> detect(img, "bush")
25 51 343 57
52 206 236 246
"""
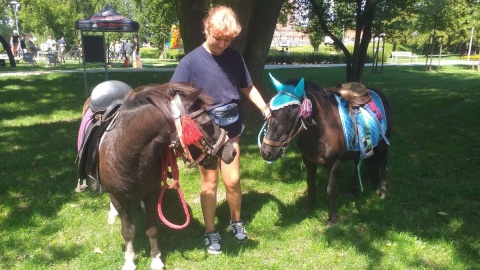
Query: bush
266 51 356 65
166 49 184 60
139 47 185 60
461 54 479 59
267 44 383 65
140 47 161 59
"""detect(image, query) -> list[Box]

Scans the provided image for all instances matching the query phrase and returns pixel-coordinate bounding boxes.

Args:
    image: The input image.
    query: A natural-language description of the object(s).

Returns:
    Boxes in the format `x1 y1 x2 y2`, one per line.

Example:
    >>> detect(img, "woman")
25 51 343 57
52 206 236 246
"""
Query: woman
170 5 271 255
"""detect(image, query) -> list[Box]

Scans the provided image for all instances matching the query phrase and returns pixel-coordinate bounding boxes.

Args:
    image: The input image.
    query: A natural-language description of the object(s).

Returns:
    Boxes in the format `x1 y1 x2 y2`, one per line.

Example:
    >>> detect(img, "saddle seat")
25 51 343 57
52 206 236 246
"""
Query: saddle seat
90 80 131 112
328 82 371 107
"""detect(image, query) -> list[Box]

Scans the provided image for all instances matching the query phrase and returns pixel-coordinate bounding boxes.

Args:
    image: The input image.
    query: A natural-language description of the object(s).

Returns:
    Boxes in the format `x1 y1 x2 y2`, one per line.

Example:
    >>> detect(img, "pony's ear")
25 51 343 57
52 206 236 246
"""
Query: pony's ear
268 73 284 93
184 87 203 109
295 78 305 97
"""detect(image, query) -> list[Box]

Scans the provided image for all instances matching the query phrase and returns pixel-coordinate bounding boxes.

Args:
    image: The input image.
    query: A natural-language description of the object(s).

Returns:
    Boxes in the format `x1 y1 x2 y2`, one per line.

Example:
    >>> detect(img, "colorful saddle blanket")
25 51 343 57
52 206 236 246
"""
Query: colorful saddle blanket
334 89 389 157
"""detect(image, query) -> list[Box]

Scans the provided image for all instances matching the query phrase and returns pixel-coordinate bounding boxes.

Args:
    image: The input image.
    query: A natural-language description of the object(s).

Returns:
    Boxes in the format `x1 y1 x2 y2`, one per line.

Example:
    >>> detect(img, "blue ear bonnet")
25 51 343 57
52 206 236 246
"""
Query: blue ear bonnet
268 73 305 110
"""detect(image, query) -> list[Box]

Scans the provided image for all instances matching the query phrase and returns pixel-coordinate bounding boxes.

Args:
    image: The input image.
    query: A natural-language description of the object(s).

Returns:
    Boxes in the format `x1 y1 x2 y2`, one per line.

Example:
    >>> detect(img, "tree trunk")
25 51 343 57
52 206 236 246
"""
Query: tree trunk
310 0 379 83
175 0 209 53
0 35 17 68
241 0 284 89
350 0 376 82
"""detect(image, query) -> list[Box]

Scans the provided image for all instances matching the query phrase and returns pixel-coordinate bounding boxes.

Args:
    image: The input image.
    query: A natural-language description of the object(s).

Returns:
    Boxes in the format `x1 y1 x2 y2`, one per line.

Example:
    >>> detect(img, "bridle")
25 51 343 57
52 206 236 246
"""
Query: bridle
172 94 229 167
262 91 308 149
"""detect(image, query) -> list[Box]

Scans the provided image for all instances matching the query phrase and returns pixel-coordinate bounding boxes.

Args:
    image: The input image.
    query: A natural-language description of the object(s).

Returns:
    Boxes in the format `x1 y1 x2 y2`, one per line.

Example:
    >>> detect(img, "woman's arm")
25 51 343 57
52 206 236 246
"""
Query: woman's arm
241 85 271 118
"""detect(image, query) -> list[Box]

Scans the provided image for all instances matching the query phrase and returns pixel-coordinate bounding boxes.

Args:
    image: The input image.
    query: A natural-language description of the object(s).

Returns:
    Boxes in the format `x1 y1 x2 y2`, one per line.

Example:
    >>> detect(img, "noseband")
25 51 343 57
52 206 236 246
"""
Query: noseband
262 91 308 149
172 94 228 167
262 107 307 149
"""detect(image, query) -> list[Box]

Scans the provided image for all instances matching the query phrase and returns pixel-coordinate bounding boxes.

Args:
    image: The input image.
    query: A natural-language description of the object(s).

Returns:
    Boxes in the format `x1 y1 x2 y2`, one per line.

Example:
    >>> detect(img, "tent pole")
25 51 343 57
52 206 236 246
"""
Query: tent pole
103 32 108 81
81 31 88 97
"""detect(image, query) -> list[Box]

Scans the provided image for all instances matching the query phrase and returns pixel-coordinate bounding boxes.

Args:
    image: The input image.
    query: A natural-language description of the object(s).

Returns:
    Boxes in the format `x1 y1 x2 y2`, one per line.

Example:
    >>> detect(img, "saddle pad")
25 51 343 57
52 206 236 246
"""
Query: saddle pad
77 108 94 153
334 90 387 151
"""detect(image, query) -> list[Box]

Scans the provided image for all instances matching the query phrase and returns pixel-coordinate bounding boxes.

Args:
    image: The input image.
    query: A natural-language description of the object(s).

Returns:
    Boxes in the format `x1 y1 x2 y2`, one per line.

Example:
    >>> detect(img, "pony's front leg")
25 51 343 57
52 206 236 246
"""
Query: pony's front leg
143 192 164 270
302 156 317 211
326 160 341 227
110 195 137 270
122 240 136 270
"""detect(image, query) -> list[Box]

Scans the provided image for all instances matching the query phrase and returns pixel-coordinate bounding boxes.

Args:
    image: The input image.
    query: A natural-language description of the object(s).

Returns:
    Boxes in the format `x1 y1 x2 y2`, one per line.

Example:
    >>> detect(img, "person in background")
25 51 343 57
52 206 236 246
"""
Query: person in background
58 37 66 55
115 40 122 60
29 35 37 57
133 37 140 60
108 41 115 62
10 30 20 56
19 34 27 55
46 35 56 53
170 5 271 255
120 38 127 61
125 39 133 61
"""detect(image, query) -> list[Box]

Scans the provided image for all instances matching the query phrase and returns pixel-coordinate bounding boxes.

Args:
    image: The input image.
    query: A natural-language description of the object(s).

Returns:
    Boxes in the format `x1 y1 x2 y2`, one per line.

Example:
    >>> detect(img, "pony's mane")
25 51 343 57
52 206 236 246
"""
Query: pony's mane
284 79 329 98
122 83 211 118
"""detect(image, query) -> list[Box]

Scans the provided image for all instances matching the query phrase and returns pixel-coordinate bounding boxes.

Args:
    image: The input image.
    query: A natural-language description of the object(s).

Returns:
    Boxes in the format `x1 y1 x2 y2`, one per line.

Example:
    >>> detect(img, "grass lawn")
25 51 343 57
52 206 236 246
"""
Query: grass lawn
1 65 479 270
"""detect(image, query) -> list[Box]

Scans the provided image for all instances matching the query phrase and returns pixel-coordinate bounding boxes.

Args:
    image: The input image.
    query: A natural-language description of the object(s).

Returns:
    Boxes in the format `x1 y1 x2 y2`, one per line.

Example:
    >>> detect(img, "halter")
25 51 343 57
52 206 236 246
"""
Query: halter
172 94 229 168
262 91 308 149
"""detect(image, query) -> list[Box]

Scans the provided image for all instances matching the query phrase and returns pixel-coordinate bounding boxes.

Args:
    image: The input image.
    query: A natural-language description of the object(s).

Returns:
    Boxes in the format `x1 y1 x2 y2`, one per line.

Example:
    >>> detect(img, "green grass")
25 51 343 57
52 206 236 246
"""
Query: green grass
1 66 479 269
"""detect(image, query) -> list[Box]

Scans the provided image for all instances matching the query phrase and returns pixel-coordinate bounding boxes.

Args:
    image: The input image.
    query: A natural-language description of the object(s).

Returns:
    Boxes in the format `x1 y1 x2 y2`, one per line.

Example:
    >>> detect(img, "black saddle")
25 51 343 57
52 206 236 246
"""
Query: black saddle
77 80 131 192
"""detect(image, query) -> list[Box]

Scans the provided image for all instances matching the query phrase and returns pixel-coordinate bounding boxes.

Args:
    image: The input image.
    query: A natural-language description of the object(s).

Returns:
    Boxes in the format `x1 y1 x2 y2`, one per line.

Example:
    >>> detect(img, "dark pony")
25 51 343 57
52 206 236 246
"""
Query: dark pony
86 82 236 269
260 75 391 227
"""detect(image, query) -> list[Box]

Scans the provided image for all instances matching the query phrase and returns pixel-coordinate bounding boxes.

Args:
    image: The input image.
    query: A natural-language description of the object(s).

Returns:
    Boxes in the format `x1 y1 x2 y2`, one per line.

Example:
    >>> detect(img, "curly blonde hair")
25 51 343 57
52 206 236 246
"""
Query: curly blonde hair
203 6 241 38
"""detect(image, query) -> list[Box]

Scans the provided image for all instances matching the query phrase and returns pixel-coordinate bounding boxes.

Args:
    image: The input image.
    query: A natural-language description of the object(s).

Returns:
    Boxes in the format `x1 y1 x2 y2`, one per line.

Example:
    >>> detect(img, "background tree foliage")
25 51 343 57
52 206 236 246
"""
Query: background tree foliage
3 0 480 82
133 0 177 48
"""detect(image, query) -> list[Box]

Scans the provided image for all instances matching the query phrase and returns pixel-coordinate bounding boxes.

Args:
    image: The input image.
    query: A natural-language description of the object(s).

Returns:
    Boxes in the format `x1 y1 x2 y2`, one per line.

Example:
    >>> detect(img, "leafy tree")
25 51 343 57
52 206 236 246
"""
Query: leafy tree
305 0 418 82
131 0 177 49
373 0 419 52
413 0 480 55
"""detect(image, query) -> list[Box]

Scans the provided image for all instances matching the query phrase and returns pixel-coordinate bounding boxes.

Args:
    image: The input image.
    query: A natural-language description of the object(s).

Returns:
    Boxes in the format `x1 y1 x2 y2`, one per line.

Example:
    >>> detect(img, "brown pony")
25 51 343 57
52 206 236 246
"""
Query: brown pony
83 82 236 269
260 75 391 228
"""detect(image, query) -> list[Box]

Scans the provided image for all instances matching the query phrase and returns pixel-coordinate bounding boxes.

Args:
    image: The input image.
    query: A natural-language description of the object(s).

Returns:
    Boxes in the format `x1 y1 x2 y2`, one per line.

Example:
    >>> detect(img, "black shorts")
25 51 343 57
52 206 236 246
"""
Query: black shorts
221 120 244 138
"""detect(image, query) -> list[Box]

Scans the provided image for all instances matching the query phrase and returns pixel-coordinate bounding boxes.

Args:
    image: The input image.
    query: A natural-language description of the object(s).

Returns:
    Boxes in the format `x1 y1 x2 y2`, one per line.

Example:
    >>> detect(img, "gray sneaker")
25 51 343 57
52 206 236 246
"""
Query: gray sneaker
230 221 248 243
204 230 222 255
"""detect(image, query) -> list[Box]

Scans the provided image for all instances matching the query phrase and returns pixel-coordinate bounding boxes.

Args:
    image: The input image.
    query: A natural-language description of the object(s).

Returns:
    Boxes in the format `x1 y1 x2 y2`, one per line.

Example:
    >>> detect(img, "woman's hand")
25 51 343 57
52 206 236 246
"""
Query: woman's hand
262 105 271 119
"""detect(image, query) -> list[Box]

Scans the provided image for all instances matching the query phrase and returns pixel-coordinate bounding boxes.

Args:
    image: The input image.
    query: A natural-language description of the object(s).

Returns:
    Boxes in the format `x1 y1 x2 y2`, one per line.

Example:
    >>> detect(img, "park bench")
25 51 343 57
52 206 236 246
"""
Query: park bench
391 51 418 63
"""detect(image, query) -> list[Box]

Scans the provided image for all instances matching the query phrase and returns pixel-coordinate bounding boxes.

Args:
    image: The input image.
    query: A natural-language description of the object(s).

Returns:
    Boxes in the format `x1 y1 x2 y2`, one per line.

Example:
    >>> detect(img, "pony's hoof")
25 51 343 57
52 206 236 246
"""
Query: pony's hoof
122 261 136 270
379 189 388 199
150 256 164 270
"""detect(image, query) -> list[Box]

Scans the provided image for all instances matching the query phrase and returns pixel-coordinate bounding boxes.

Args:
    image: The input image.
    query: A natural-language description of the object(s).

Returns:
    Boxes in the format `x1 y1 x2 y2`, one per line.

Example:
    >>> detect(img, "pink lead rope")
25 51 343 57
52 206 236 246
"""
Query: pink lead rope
157 148 191 230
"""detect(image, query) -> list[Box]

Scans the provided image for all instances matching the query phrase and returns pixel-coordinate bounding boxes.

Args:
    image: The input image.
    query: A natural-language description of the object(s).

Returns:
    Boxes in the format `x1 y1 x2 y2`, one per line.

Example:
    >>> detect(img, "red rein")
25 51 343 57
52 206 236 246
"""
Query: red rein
157 148 191 230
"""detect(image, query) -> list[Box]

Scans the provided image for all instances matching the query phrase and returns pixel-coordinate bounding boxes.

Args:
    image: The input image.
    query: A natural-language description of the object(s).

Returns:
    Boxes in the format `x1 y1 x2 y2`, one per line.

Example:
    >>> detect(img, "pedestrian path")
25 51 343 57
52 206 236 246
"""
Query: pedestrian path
0 60 474 77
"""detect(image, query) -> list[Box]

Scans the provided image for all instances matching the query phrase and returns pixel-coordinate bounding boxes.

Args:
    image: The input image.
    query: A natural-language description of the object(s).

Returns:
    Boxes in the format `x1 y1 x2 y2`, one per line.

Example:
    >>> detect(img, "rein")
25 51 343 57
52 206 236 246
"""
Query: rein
157 148 190 230
156 94 228 229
